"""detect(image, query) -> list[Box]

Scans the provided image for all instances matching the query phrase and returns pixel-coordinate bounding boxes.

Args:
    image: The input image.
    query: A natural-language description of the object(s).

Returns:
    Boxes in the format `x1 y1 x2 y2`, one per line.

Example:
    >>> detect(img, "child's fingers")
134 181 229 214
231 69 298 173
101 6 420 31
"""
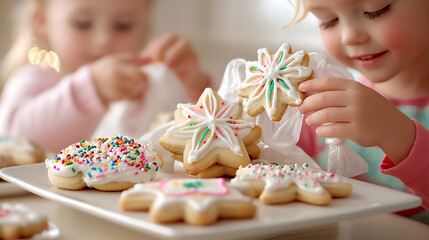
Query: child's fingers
315 123 352 139
148 32 180 61
164 38 193 67
299 77 352 92
305 107 350 126
299 91 348 114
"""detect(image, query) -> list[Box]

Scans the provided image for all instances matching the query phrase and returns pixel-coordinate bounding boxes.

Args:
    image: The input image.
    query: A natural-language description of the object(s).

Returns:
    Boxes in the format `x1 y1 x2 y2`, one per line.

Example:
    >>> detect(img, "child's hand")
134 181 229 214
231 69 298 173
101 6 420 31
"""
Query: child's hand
90 52 148 103
141 32 210 101
298 77 415 164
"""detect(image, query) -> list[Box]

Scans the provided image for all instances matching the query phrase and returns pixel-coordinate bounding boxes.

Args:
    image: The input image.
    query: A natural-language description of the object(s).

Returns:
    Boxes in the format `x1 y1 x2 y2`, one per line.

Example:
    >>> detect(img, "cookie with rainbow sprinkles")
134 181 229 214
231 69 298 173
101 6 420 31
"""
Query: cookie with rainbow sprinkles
238 43 313 121
46 136 162 191
231 163 352 205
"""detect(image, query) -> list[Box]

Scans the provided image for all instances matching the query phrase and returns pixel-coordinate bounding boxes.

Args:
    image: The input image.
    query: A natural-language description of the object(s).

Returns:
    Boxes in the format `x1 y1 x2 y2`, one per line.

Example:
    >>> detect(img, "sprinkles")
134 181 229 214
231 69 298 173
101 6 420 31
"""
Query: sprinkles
45 136 162 187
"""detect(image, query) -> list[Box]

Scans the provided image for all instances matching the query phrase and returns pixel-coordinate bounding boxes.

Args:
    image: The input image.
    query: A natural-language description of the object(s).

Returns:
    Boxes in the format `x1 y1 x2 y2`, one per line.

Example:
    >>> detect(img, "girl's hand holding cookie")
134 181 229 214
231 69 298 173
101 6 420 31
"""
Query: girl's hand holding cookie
90 52 149 104
141 32 210 102
298 77 415 164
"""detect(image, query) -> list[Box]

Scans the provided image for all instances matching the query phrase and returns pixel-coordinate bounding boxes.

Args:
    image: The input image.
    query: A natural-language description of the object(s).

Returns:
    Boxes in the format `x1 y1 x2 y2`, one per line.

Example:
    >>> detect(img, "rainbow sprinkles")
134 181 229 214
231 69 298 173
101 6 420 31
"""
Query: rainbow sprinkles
45 136 162 188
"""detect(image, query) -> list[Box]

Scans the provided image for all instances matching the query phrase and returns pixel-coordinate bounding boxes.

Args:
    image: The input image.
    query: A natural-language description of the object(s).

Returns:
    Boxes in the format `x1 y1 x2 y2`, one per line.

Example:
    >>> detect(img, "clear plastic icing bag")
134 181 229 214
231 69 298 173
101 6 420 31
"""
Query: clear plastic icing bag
218 58 319 169
309 53 368 177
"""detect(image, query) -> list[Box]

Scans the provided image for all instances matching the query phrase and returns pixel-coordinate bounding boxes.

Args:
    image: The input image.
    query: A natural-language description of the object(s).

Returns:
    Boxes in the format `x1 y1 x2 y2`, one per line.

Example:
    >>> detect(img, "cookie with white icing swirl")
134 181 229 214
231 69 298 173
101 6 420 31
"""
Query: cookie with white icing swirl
46 136 162 191
159 88 261 178
239 43 313 121
231 163 352 205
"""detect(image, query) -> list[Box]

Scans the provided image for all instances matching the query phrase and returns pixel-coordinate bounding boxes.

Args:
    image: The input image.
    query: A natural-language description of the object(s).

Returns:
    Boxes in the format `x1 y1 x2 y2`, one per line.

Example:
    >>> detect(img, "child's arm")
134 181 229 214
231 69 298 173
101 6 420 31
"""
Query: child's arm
141 32 211 102
0 65 107 153
298 77 415 164
0 53 148 153
380 120 429 210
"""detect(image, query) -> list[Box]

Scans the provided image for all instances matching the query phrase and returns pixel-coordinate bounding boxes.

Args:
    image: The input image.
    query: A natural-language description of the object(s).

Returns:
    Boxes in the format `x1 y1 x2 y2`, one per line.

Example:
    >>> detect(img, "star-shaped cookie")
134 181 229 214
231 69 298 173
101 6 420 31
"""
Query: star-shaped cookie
231 163 352 205
238 43 313 121
119 178 256 226
159 88 261 178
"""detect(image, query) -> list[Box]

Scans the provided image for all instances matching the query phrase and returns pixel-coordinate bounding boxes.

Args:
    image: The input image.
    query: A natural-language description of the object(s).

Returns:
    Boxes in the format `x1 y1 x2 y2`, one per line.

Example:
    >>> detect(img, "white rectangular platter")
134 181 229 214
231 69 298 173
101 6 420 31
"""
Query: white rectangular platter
0 163 421 240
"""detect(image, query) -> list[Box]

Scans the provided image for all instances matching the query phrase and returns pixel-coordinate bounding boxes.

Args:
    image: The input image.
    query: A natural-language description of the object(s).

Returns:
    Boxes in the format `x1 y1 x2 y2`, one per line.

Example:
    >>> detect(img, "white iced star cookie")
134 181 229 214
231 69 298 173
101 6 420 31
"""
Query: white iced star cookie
239 43 313 121
119 178 256 226
231 163 352 205
159 88 261 178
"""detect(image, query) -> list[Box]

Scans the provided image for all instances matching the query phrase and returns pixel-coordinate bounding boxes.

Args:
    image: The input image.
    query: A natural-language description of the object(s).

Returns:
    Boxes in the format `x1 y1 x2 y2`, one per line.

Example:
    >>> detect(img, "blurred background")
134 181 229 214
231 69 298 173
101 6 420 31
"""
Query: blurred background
0 0 325 87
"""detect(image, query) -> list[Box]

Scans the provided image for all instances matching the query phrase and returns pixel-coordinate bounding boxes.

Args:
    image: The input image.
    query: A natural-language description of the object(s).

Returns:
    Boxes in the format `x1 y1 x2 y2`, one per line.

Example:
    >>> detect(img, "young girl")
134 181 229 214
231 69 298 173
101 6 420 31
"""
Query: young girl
0 0 211 153
290 0 429 223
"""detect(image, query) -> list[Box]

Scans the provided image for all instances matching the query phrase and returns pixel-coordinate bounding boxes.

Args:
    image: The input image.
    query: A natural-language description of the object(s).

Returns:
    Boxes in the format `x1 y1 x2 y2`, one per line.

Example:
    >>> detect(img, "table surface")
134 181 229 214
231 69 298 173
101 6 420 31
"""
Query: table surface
1 190 428 240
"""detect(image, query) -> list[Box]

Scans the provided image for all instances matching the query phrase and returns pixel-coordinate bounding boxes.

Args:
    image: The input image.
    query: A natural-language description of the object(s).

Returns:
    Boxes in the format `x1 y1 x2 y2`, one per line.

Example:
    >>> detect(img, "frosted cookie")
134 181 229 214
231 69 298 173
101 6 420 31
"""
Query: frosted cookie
0 203 48 240
238 43 313 121
159 88 261 178
120 178 256 226
0 137 45 168
232 163 352 205
46 136 162 191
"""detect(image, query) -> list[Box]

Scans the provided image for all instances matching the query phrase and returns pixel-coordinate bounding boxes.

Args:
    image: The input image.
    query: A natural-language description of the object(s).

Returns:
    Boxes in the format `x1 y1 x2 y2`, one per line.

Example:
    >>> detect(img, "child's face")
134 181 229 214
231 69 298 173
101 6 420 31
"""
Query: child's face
305 0 429 82
41 0 150 74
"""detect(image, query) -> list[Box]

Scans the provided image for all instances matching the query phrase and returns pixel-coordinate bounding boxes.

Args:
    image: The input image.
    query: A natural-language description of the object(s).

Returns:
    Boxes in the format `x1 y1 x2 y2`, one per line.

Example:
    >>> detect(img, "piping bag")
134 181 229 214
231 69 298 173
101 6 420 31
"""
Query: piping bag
218 51 368 177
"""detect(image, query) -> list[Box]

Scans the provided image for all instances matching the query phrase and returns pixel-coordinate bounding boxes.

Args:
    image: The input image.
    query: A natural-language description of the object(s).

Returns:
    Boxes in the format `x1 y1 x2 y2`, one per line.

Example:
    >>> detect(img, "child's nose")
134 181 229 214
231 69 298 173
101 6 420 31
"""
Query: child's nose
92 29 114 53
341 24 369 46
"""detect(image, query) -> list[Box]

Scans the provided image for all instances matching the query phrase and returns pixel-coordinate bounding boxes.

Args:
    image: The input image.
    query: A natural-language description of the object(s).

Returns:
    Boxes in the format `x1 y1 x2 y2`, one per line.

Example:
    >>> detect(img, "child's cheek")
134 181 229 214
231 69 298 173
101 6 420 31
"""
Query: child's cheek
321 31 352 67
378 20 409 58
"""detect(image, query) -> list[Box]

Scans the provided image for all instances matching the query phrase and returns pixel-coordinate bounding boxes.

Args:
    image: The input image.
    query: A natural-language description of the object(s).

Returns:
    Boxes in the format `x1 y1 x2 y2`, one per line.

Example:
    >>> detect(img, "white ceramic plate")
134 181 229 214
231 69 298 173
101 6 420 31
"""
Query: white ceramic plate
0 182 28 197
0 163 421 240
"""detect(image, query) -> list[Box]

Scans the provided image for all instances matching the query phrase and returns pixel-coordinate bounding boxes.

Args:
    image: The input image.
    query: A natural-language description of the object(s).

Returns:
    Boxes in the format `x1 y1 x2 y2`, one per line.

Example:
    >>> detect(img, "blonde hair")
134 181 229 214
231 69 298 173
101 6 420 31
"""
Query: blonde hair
0 0 47 90
287 0 309 26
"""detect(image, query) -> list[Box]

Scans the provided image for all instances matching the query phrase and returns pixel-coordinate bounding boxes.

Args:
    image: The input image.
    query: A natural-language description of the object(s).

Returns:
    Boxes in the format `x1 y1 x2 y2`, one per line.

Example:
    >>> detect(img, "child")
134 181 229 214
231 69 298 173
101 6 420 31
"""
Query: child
289 0 429 223
0 0 211 153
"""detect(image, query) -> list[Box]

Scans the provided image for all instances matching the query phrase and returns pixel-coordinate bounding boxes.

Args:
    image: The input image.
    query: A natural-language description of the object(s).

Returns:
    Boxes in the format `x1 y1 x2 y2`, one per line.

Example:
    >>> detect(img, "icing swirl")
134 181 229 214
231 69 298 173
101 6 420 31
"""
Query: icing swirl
232 163 348 193
166 88 255 163
240 43 312 119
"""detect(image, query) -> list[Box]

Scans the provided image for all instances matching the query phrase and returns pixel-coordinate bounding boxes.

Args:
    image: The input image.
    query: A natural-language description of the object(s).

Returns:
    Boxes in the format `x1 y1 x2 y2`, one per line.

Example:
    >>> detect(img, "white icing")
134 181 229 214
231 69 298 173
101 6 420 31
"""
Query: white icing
233 163 348 194
120 178 252 212
239 43 312 119
0 137 36 153
0 203 47 226
45 136 161 187
166 88 255 163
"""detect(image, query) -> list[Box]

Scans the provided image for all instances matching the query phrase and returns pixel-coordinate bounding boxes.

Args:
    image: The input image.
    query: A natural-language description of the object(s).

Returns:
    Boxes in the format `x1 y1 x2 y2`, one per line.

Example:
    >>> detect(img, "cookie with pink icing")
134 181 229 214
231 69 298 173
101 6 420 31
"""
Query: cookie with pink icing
120 178 256 226
159 88 261 178
45 136 162 191
0 203 49 239
238 43 313 121
231 163 352 205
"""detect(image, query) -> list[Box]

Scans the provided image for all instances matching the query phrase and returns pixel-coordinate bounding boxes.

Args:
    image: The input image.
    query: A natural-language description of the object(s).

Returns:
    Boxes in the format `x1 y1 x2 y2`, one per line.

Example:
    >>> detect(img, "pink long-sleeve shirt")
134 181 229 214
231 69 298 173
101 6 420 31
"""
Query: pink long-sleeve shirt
297 78 429 215
0 65 107 153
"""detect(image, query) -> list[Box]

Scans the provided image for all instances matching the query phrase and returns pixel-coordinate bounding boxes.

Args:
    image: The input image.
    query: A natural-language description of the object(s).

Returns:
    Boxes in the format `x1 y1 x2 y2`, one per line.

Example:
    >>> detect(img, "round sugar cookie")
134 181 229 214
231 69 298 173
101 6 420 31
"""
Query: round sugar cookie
46 136 162 191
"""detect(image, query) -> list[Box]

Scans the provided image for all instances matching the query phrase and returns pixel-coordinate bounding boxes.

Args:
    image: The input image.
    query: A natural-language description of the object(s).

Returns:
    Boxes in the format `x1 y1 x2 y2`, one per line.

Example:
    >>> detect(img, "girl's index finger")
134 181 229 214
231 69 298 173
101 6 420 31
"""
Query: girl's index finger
299 77 352 92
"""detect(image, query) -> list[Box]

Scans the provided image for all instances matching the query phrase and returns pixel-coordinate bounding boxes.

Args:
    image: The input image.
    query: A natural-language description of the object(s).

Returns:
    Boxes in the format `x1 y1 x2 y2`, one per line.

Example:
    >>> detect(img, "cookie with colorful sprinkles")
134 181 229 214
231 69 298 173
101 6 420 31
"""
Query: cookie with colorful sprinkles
159 88 261 178
238 43 313 121
231 163 352 205
46 136 162 191
120 178 256 226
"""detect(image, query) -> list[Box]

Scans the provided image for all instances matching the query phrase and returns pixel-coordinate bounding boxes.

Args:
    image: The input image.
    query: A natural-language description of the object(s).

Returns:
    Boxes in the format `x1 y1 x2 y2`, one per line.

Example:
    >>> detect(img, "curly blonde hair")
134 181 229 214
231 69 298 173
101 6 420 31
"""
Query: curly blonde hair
0 0 47 90
287 0 309 26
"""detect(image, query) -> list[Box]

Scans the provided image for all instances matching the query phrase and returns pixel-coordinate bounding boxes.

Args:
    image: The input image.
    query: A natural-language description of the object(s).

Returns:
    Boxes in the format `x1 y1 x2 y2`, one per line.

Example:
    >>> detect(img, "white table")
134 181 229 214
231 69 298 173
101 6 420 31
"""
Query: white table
1 191 428 240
